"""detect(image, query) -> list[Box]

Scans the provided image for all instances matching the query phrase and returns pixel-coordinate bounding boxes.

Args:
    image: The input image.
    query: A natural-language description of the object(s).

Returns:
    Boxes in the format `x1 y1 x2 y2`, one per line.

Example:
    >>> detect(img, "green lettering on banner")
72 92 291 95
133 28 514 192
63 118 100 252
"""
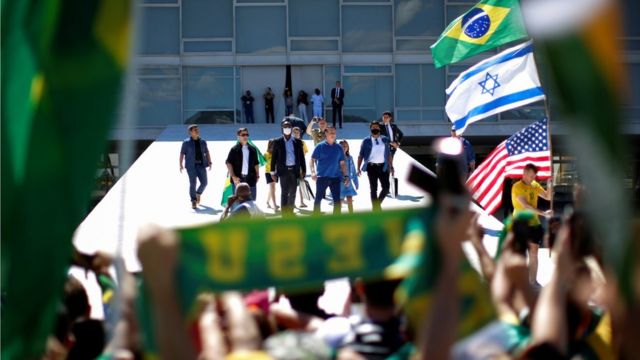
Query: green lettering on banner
176 208 426 307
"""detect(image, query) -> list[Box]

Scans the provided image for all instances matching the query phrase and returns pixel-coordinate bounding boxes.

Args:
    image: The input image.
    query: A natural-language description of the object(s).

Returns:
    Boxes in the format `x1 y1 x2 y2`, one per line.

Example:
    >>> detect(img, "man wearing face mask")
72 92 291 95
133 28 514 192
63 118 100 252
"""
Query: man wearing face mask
357 121 393 211
271 119 307 216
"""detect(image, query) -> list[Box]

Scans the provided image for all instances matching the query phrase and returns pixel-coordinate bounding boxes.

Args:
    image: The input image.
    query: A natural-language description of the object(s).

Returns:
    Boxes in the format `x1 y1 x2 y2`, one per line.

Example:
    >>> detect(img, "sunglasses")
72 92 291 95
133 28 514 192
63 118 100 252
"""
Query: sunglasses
239 133 249 137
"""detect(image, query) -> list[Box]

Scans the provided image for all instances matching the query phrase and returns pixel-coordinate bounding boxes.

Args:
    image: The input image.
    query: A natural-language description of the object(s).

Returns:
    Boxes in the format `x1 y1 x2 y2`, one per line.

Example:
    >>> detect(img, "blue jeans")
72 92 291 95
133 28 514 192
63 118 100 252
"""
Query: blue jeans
187 164 208 201
314 177 341 214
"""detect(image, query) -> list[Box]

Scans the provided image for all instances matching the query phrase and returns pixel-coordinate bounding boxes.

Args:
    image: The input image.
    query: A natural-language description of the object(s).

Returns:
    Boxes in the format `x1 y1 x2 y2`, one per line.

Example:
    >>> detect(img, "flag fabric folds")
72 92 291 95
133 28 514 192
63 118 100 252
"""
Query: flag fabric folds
466 118 551 215
430 0 528 68
446 41 546 134
1 0 131 357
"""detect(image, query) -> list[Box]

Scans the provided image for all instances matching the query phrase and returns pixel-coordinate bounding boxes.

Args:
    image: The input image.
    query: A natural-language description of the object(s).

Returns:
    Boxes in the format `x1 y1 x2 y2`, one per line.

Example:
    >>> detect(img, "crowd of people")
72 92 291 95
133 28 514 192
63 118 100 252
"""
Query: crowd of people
241 82 346 129
179 111 408 217
42 112 640 360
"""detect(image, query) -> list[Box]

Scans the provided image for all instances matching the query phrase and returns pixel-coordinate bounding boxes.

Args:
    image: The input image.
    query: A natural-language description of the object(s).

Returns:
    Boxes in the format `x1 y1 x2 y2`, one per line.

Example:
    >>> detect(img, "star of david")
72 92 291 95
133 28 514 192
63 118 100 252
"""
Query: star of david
478 72 501 96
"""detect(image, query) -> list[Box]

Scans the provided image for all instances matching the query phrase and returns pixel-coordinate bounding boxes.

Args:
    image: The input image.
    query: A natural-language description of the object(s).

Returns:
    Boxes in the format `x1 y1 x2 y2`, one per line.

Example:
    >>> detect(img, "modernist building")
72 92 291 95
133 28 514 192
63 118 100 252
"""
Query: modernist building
104 0 640 211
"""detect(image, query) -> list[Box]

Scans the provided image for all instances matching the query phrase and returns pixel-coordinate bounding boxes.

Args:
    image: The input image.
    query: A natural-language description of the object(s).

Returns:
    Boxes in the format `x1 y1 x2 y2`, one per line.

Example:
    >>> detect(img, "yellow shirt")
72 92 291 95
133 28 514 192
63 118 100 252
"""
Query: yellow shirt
264 151 272 173
302 141 308 154
512 179 544 225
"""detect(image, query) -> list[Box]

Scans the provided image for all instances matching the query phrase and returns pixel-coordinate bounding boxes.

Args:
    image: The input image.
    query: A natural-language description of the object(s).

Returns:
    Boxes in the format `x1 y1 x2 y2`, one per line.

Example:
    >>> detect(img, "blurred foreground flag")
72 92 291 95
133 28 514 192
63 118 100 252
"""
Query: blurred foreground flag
466 118 551 215
446 41 545 134
1 0 131 358
521 0 632 300
431 0 528 68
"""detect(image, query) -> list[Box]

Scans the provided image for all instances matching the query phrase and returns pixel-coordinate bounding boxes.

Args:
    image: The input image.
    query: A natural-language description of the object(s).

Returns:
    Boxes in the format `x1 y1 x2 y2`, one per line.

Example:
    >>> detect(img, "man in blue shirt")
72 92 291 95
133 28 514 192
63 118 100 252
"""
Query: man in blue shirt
179 125 212 209
357 121 393 211
310 127 349 214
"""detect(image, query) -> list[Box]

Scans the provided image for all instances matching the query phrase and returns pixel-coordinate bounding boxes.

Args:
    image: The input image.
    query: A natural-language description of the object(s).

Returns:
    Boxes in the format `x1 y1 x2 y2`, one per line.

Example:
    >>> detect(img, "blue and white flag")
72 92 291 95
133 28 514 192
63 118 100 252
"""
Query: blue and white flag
446 41 545 134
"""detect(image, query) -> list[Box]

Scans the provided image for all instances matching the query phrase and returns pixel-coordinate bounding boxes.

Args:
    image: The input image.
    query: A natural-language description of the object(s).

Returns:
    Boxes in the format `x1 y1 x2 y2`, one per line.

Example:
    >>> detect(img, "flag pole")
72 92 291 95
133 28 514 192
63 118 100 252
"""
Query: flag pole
542 97 555 213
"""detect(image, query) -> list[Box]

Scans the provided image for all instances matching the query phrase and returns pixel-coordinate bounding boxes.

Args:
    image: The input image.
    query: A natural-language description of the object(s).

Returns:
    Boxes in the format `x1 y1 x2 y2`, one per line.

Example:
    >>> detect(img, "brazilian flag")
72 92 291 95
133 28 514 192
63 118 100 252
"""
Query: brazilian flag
431 0 528 68
1 0 131 357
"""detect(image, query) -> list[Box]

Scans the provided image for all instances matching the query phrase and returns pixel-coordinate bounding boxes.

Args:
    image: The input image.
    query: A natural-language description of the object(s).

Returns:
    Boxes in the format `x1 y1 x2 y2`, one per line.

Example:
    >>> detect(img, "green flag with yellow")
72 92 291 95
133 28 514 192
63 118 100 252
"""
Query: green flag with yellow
1 0 131 357
431 0 528 68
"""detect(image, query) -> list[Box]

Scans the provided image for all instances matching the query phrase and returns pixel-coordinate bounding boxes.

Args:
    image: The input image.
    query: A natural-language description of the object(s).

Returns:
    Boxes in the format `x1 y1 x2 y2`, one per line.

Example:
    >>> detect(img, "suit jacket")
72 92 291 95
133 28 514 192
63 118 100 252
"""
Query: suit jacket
331 87 345 107
225 143 259 186
358 136 392 172
380 122 404 144
270 136 306 177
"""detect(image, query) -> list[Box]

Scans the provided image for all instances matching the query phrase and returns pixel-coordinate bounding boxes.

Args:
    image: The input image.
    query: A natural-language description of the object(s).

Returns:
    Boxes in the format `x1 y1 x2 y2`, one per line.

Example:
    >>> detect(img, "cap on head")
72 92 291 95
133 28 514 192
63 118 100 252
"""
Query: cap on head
187 124 199 132
281 119 292 127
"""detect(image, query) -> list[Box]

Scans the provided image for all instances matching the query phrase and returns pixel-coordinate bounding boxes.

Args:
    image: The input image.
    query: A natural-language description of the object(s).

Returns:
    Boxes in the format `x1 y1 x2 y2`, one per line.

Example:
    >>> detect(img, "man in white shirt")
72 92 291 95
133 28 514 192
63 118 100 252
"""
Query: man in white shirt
357 121 393 211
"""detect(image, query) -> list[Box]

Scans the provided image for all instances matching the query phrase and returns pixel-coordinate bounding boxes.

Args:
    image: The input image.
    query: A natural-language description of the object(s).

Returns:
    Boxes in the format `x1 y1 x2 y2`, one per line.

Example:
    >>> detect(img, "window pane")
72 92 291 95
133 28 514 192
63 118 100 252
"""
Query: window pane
142 0 176 3
290 39 339 51
343 75 393 122
422 109 445 121
622 0 640 37
236 0 284 3
139 7 179 54
182 0 232 38
396 109 420 122
342 5 392 52
289 0 339 37
499 105 546 121
183 67 235 111
184 41 232 52
184 111 235 124
421 65 445 106
396 39 432 51
138 66 180 77
395 65 420 106
395 0 444 36
236 6 286 54
344 0 390 2
137 78 180 126
446 5 467 24
344 65 392 74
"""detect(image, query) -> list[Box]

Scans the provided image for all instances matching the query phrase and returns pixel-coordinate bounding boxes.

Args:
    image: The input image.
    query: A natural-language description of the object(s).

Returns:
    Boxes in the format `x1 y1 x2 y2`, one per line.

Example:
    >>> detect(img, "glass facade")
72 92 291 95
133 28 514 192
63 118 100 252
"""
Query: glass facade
131 0 640 127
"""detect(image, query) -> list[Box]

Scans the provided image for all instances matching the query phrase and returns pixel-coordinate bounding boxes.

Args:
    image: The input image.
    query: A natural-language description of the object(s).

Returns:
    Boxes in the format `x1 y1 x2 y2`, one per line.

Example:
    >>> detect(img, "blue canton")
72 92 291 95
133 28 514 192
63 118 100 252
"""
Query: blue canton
478 72 501 96
506 118 549 156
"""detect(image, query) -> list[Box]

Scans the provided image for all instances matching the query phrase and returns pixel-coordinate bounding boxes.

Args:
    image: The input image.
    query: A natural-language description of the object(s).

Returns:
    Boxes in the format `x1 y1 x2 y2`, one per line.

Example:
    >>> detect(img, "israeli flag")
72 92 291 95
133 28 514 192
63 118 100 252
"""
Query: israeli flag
446 41 545 134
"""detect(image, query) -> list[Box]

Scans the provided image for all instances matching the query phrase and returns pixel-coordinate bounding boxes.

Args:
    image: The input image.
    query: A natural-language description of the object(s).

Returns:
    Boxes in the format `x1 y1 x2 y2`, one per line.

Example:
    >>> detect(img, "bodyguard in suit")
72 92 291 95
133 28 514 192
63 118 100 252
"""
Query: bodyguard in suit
379 111 404 157
357 121 393 211
225 127 260 200
270 119 307 216
179 124 212 209
330 81 345 129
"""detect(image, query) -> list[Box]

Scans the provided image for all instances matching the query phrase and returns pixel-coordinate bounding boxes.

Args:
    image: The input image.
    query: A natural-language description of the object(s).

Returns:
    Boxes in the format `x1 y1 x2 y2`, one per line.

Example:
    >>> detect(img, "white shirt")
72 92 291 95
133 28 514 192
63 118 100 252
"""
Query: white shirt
241 144 249 175
384 123 394 142
369 136 386 163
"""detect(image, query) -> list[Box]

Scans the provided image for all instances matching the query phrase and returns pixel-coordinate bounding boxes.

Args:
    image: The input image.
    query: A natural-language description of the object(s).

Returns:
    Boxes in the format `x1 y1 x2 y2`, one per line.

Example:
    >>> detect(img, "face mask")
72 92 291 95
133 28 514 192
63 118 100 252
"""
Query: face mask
283 128 292 135
371 129 380 135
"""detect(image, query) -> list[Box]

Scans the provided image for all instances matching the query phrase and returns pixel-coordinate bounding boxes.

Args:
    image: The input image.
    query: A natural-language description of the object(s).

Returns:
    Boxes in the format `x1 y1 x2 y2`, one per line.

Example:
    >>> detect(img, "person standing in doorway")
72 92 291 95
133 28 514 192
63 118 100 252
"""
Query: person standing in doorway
311 88 324 118
241 90 255 123
283 88 294 116
263 87 275 124
511 163 554 288
225 127 259 200
339 140 359 214
270 119 306 216
357 121 393 211
297 90 309 123
379 111 403 158
179 124 212 209
310 127 349 215
331 81 345 129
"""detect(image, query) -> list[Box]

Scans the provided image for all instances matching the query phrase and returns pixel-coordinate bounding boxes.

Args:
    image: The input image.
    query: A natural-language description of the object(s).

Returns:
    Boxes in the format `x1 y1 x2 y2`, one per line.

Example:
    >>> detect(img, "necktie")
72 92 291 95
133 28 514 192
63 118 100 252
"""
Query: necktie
387 124 393 141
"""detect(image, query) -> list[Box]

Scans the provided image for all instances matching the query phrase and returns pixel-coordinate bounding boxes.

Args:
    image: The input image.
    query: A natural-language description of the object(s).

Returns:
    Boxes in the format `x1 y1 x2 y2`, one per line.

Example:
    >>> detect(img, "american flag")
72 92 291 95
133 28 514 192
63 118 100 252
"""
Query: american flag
466 118 551 214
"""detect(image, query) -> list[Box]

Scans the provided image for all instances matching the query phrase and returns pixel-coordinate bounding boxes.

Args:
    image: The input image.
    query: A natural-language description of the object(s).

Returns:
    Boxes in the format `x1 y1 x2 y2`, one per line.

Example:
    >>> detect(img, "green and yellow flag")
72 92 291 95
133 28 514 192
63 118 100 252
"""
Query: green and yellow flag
431 0 528 68
1 0 131 357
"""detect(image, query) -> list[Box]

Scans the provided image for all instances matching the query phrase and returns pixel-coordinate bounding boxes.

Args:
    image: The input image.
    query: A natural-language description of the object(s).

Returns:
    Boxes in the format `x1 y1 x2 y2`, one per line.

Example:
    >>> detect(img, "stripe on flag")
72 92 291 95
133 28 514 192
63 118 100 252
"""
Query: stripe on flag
467 118 551 214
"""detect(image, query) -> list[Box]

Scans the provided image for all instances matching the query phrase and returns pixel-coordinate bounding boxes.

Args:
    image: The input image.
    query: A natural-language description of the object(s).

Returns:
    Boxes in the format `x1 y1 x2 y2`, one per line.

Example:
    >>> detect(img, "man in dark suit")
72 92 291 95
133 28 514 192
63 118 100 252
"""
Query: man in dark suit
270 119 307 216
379 111 404 157
330 81 345 129
225 127 260 200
